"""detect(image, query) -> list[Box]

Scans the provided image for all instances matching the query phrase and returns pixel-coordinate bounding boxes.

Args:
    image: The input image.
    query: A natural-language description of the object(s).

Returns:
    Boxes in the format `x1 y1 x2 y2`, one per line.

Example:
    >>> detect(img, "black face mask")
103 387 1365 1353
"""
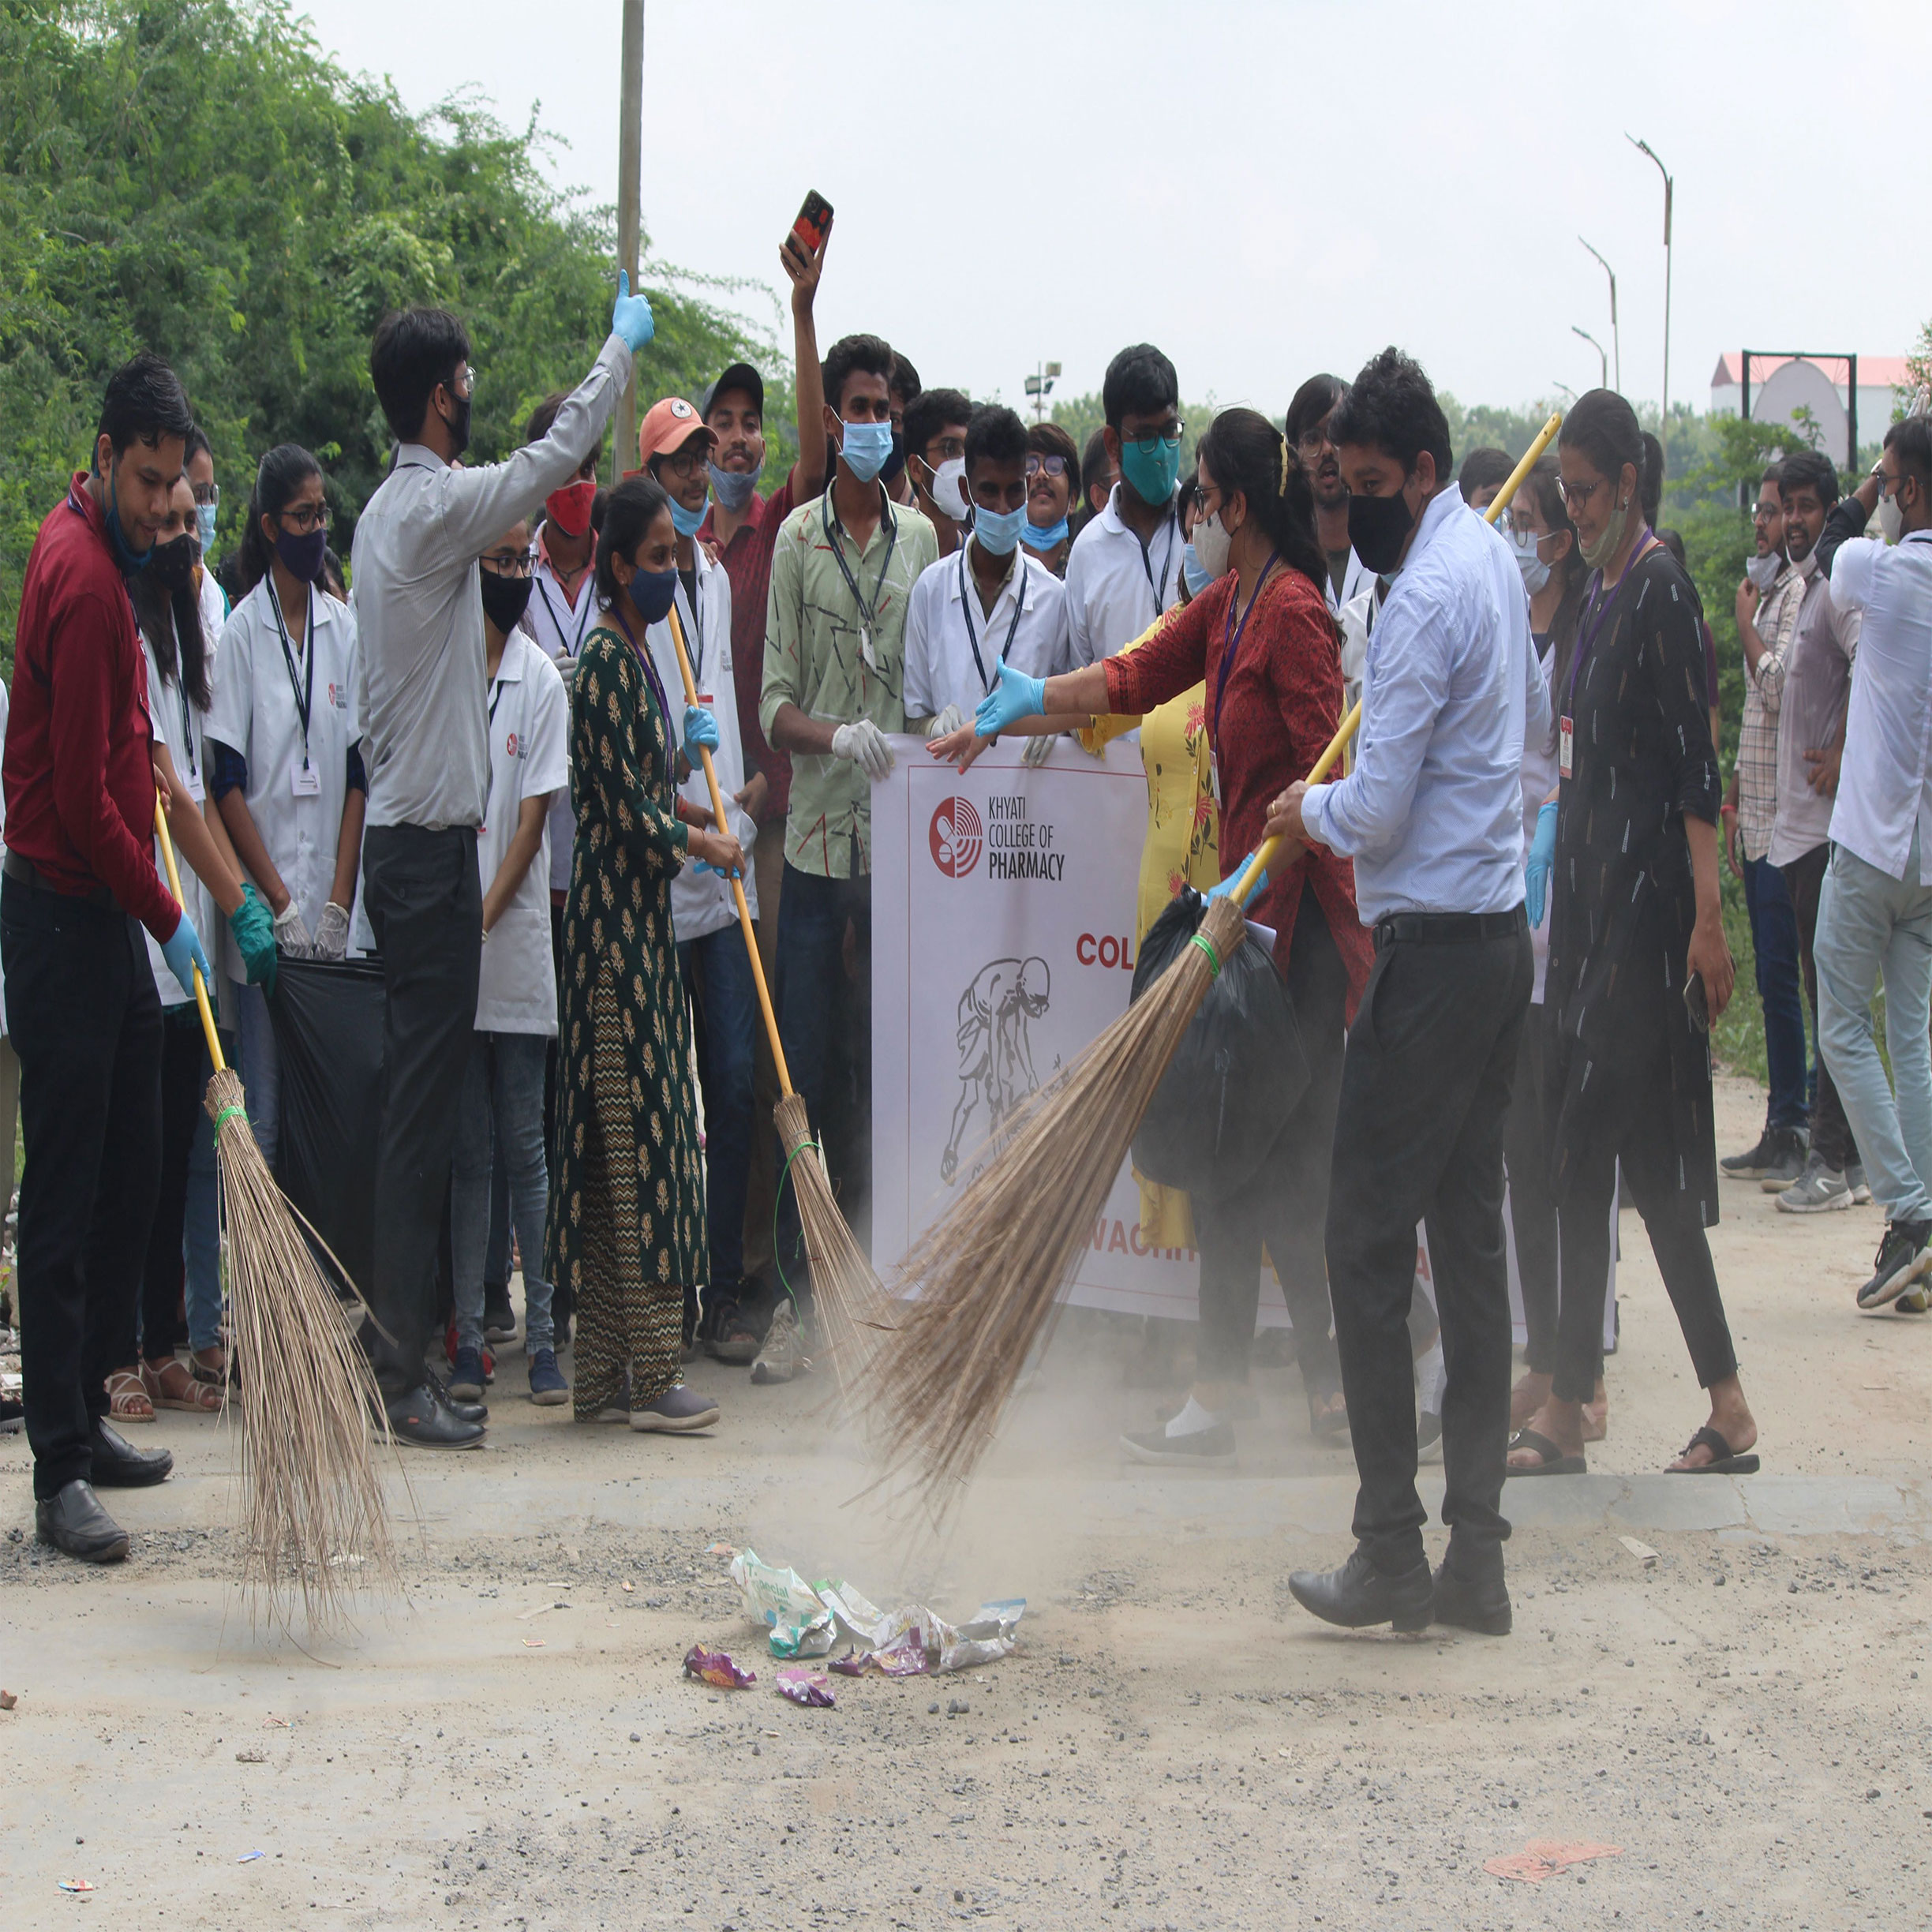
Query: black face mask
879 428 907 486
1346 483 1417 575
148 534 198 590
479 570 533 635
442 393 472 460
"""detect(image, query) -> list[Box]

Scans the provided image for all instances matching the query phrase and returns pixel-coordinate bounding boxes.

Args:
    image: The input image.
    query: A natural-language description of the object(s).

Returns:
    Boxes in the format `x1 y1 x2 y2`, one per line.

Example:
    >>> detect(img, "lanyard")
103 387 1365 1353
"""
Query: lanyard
1567 529 1657 715
610 605 674 732
822 488 898 659
1137 506 1179 616
536 573 594 659
957 546 1026 695
268 581 316 766
178 677 198 781
676 571 705 687
1212 554 1279 748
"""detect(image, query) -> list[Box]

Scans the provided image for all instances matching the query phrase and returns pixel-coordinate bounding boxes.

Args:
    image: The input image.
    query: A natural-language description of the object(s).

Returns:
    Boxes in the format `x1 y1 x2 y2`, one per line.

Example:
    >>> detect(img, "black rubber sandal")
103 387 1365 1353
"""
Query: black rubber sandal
1666 1425 1760 1475
1504 1427 1587 1477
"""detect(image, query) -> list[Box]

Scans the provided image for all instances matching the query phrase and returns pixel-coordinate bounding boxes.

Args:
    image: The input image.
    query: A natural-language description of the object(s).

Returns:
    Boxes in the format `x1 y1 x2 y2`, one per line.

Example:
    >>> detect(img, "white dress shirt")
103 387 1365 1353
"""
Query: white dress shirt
1302 487 1548 923
903 542 1071 721
140 631 217 1008
350 332 629 833
1064 483 1181 666
525 545 598 895
475 630 570 1033
1826 528 1932 883
646 545 759 944
1324 546 1373 618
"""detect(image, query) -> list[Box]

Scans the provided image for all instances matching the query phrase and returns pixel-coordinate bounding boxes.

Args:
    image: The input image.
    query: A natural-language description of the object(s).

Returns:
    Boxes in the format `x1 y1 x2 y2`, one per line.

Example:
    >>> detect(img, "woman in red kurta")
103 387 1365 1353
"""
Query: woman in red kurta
937 407 1371 1458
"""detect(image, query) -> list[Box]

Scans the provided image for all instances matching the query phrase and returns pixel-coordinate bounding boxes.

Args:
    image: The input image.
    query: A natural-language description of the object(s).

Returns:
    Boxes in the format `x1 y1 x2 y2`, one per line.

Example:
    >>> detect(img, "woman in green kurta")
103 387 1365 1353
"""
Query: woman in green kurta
546 477 746 1431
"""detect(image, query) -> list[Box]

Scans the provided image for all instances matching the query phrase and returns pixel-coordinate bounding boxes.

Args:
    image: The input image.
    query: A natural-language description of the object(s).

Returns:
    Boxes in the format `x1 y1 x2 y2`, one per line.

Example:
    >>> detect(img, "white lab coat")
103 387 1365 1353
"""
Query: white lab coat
140 630 218 1009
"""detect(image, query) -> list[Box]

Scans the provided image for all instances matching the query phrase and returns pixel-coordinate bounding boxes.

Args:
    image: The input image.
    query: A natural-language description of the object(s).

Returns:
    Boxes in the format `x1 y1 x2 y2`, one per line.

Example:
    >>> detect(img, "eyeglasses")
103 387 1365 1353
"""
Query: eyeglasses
480 545 537 577
1751 501 1780 522
923 435 967 464
1024 453 1068 479
279 502 331 534
1295 427 1335 459
193 481 219 508
447 365 476 402
659 444 714 480
1121 422 1184 455
1558 474 1608 511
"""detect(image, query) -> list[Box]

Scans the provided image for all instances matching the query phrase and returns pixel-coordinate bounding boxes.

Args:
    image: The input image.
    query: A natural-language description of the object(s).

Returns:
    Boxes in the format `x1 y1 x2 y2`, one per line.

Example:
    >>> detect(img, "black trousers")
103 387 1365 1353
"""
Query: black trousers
1500 1007 1560 1373
1325 915 1532 1573
2 878 163 1499
361 826 482 1397
132 1005 208 1361
1193 889 1347 1395
1551 1022 1736 1404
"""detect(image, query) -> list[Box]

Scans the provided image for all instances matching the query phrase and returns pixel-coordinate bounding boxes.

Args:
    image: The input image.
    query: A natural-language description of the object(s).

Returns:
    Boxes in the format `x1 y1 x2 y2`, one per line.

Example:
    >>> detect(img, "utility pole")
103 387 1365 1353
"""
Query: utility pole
615 0 645 481
1578 236 1619 391
1627 135 1672 473
1573 326 1608 391
1023 360 1061 425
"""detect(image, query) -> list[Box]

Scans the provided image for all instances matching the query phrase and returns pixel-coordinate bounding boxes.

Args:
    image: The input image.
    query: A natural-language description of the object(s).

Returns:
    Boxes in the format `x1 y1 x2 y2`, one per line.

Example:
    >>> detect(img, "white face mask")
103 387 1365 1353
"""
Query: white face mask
1879 486 1904 546
1745 551 1780 590
1191 509 1232 579
927 456 969 523
1507 526 1550 597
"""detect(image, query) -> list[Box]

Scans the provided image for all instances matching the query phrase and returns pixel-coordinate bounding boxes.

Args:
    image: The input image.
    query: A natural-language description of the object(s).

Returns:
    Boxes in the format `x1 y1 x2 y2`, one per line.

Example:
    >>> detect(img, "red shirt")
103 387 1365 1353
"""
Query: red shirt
698 469 799 828
1104 564 1372 1017
5 477 179 939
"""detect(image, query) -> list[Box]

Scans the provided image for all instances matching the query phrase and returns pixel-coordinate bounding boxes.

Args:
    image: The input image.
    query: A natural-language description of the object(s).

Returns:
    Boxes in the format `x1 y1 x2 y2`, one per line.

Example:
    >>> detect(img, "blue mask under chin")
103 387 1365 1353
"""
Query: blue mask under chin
669 496 708 537
1020 517 1069 552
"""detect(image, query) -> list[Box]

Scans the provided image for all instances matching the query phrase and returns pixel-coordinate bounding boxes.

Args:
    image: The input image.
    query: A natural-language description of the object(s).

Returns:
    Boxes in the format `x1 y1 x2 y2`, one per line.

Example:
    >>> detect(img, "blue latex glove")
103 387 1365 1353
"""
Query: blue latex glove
973 661 1047 739
160 906 214 998
227 882 278 994
682 703 720 762
691 857 743 882
1525 799 1558 928
1207 848 1270 908
612 270 655 354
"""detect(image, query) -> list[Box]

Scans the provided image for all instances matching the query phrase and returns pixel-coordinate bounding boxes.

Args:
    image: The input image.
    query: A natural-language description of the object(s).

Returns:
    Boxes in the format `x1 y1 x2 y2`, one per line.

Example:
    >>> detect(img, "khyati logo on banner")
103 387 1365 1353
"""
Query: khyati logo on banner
930 796 983 878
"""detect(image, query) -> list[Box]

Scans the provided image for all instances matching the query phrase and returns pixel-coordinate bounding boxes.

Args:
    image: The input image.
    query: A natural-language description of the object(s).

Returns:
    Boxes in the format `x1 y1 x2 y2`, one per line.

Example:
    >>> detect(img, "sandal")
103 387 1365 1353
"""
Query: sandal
1505 1426 1586 1477
1307 1389 1350 1439
1666 1425 1760 1476
143 1356 223 1413
1582 1378 1608 1443
104 1368 155 1424
189 1347 229 1391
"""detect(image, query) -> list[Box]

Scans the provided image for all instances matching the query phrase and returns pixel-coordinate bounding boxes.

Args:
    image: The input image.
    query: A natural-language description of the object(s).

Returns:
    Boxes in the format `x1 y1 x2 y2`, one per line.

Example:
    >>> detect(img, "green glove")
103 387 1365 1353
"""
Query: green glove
229 882 278 994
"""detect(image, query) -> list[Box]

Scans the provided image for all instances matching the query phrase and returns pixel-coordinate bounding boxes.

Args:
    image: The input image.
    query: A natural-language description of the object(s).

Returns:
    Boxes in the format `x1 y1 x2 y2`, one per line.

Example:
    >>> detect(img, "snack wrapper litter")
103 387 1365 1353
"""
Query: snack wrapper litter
769 1610 836 1659
933 1600 1026 1672
683 1644 757 1689
730 1550 824 1627
775 1668 836 1708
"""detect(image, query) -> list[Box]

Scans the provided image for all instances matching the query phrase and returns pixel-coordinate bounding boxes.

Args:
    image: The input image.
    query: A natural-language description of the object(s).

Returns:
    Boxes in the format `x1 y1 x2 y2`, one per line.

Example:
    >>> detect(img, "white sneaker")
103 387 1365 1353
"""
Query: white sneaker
751 1302 803 1385
1777 1153 1852 1215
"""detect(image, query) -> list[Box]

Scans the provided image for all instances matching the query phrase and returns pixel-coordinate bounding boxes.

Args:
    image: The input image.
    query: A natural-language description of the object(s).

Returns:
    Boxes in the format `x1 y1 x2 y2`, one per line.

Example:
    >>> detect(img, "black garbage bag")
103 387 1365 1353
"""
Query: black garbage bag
1129 889 1309 1204
266 953 387 1301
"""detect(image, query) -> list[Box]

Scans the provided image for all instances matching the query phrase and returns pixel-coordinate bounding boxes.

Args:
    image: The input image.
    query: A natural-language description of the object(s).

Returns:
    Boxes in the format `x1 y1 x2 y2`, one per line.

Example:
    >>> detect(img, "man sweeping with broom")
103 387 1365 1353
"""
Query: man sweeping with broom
1260 348 1547 1637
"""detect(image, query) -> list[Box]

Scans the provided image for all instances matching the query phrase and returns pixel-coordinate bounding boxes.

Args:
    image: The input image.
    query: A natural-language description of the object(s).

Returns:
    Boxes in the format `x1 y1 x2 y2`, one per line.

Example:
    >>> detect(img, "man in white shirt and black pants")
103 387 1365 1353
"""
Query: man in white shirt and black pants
1263 349 1544 1637
349 282 653 1447
1812 417 1932 1311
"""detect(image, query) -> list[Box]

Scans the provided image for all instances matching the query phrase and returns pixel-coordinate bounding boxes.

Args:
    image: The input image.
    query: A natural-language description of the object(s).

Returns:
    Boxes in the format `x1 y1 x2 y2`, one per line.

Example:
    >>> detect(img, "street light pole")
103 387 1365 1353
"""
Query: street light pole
1578 236 1619 391
1022 359 1062 425
615 0 645 481
1573 326 1608 391
1627 134 1672 472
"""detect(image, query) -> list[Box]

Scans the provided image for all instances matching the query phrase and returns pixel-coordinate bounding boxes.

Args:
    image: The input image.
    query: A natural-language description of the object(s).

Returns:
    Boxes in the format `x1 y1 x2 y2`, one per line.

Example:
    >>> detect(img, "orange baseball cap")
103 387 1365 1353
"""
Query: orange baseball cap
637 395 716 468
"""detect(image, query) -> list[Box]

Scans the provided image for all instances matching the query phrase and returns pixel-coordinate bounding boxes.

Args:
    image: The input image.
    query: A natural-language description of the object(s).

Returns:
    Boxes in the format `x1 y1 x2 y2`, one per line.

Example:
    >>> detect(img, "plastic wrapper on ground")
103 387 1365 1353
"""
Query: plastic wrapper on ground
769 1609 835 1658
775 1668 835 1707
682 1644 757 1689
730 1549 824 1628
933 1599 1026 1672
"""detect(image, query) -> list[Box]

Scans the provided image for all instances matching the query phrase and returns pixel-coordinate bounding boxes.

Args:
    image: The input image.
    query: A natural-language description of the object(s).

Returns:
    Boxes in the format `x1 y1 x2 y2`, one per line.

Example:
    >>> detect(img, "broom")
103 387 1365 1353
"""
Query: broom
867 412 1563 1496
153 798 398 1631
663 608 886 1391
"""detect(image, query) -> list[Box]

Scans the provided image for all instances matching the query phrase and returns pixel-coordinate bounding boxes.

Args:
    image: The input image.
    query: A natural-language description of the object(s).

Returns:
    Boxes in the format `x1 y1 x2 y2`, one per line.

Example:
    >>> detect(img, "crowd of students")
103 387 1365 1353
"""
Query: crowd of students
6 203 1930 1627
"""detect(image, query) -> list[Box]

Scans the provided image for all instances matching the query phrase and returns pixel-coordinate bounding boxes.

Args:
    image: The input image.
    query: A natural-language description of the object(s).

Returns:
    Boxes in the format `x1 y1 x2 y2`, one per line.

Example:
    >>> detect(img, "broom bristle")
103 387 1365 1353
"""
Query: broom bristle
207 1065 399 1631
866 895 1243 1498
775 1089 887 1395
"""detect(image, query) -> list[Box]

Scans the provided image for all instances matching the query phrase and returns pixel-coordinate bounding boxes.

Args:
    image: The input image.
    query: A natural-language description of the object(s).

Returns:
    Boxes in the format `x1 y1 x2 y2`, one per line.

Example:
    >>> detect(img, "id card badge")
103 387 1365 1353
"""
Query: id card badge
183 765 207 805
1558 715 1574 781
1209 760 1222 807
858 625 878 674
290 755 322 798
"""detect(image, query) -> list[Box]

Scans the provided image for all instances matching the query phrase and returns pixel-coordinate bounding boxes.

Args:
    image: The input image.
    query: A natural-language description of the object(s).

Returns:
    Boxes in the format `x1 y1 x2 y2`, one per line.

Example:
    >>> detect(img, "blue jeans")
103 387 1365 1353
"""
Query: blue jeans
451 1031 555 1354
1742 854 1808 1132
1815 835 1932 1225
679 924 758 1298
773 861 872 1302
233 981 280 1176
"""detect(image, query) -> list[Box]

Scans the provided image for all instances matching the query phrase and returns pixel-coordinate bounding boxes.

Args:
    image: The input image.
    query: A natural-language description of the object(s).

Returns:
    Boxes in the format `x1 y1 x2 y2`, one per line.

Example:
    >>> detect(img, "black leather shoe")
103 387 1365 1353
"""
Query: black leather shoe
384 1383 485 1450
89 1417 174 1487
1432 1552 1513 1635
1288 1548 1433 1632
425 1368 487 1425
35 1480 130 1562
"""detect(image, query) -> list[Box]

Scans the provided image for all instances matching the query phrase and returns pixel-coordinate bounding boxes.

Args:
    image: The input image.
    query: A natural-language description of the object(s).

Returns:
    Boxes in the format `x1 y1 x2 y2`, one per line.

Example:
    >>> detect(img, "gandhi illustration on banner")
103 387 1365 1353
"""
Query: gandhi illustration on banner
942 957 1052 1184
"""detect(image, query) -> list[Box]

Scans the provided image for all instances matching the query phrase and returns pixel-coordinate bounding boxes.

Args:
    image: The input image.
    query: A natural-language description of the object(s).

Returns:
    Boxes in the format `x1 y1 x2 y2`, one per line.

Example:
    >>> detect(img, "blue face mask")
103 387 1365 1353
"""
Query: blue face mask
1181 541 1213 599
838 418 894 484
669 496 708 538
628 567 678 627
707 462 758 514
103 462 152 575
1020 516 1069 552
973 503 1028 557
1119 434 1181 510
195 502 219 554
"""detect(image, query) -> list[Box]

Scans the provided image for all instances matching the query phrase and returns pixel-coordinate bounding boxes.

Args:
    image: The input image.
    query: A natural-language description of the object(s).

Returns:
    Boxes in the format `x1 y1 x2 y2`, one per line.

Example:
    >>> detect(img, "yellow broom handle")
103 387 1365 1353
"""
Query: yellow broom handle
664 606 796 1098
1225 409 1563 909
152 794 227 1074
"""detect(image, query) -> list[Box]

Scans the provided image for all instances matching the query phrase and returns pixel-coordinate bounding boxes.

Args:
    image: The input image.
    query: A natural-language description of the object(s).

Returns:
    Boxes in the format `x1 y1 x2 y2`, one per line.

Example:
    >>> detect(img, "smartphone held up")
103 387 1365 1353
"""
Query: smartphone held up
790 190 833 256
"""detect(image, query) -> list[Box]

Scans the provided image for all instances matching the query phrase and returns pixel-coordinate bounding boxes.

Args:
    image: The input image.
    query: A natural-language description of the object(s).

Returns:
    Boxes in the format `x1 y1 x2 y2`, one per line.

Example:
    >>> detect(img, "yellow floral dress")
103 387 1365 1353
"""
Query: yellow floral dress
1079 620 1220 1245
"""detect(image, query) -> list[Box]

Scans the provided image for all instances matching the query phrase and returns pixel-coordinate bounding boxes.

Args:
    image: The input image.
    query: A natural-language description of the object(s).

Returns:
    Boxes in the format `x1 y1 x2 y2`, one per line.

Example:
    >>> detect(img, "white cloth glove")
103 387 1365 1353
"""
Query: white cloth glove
926 704 966 739
556 653 578 693
1021 731 1056 769
274 901 314 957
831 719 895 781
313 901 351 960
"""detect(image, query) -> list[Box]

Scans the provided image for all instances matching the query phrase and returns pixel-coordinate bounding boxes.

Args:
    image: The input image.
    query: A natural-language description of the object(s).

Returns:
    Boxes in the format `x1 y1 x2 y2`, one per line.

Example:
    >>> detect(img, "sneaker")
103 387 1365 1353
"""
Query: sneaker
1120 1419 1236 1466
703 1293 762 1366
1777 1153 1853 1215
1755 1128 1810 1192
630 1383 721 1432
483 1286 517 1344
1848 1163 1873 1206
751 1302 803 1386
447 1345 486 1403
1724 1124 1802 1180
527 1346 568 1406
1857 1218 1932 1311
1898 1287 1930 1314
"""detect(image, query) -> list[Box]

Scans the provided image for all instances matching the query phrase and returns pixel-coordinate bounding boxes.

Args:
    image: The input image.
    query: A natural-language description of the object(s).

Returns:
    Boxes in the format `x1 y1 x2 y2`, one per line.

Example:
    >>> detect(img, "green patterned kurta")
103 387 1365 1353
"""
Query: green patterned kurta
546 620 707 1415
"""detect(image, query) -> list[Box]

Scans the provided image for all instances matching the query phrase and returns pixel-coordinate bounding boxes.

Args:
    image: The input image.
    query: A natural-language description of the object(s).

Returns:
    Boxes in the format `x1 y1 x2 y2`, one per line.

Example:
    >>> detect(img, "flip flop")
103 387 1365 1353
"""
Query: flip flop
1666 1425 1760 1475
1504 1427 1586 1477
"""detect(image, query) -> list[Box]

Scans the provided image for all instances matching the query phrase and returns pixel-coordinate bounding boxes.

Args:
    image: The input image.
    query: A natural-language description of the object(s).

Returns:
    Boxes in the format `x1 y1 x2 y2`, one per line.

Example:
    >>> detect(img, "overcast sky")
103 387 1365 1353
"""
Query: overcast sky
304 0 1928 417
